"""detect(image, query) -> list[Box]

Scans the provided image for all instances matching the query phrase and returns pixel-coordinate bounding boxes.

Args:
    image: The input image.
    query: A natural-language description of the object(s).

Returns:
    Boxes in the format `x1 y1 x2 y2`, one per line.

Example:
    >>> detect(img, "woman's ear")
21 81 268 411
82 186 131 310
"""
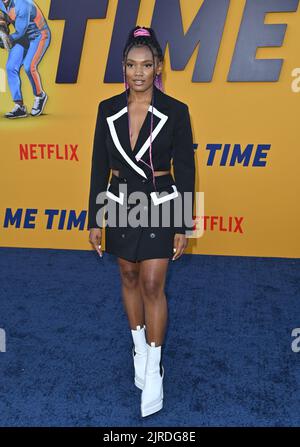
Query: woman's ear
156 60 163 75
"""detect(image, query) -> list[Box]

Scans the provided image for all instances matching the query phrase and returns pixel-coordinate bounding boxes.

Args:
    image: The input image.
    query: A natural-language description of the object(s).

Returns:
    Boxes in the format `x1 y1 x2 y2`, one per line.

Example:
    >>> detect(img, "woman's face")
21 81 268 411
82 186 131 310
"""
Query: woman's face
123 45 162 93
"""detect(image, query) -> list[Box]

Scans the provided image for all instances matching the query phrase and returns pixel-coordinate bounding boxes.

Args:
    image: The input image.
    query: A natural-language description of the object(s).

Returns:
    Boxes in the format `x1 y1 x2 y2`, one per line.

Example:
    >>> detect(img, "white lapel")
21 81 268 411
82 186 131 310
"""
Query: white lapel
106 107 147 178
106 87 169 179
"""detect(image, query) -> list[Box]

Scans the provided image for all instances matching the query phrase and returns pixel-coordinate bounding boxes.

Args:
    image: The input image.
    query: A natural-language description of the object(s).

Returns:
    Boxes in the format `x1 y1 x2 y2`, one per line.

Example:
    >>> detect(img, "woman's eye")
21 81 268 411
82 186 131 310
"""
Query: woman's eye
126 63 152 68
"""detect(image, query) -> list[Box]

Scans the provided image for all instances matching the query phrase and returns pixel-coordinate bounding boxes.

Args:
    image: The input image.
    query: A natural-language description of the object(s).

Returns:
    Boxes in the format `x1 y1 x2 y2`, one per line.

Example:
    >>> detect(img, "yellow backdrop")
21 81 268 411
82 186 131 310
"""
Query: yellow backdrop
0 0 299 258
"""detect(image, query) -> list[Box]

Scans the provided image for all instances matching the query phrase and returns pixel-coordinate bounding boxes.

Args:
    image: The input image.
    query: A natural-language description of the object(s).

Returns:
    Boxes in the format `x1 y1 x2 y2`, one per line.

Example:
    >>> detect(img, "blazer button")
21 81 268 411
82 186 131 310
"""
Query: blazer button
150 232 155 238
121 233 125 238
142 179 146 183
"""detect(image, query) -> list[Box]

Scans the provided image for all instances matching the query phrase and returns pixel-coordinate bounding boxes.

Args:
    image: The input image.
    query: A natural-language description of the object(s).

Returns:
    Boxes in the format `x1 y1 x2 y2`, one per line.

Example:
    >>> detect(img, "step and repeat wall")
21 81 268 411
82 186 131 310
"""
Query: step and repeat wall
0 0 299 258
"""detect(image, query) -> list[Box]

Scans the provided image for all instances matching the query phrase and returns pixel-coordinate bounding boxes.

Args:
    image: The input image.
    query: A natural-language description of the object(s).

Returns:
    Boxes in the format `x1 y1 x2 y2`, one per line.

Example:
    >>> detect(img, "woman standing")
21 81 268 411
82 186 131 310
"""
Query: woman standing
88 26 195 417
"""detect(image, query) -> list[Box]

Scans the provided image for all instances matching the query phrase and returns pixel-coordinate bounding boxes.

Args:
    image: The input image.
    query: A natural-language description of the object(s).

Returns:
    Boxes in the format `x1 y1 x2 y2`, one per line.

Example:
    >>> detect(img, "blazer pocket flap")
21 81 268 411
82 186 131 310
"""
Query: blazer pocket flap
150 184 178 206
106 182 124 205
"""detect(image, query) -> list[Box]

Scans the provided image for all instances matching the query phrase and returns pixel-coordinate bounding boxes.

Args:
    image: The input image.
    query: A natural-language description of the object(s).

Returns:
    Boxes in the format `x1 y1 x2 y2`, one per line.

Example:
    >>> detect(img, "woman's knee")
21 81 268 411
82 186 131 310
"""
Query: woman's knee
140 278 163 300
120 269 139 289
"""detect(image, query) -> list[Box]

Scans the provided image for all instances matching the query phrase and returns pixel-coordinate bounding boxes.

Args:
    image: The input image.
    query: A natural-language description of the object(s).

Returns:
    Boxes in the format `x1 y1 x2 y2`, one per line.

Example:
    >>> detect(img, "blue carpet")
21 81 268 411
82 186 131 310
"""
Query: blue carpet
0 247 299 427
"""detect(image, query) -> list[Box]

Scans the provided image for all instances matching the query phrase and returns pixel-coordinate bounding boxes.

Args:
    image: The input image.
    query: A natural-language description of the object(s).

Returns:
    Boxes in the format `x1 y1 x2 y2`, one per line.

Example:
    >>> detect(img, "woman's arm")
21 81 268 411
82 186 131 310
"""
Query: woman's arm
87 101 110 230
172 103 196 234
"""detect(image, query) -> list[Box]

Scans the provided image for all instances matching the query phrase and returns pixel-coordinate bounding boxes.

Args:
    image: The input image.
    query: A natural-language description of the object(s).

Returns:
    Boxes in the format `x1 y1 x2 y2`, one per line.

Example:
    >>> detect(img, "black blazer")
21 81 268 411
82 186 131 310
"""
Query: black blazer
87 84 195 232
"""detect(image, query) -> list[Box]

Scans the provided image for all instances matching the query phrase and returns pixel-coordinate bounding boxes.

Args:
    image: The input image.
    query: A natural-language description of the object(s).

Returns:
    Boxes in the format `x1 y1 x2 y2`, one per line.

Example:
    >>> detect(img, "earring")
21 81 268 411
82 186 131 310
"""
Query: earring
154 73 164 92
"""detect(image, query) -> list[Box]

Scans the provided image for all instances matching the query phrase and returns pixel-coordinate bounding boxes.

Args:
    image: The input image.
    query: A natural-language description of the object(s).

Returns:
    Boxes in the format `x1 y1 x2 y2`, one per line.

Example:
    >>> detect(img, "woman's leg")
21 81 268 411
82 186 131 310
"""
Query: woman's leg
138 258 169 417
117 257 144 329
138 258 169 346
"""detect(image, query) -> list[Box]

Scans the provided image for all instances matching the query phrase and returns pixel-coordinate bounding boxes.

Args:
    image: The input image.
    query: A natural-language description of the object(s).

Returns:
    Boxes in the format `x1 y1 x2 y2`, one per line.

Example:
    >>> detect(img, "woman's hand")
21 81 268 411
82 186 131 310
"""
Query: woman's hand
172 233 188 261
89 228 103 258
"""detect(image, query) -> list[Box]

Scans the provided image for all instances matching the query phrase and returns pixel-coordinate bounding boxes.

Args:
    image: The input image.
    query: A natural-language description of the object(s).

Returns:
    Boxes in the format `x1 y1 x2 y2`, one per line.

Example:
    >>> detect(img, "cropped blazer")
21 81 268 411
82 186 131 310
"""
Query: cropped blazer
87 84 196 233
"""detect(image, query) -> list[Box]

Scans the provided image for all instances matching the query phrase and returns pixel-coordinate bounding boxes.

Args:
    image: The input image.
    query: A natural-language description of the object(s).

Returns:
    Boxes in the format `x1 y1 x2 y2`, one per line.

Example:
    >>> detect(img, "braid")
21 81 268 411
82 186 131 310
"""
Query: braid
122 26 164 192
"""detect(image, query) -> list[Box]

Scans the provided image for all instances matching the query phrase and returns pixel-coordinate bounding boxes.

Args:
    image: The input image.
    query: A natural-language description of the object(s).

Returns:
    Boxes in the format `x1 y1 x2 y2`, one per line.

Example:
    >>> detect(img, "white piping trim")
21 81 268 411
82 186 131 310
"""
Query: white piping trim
106 183 124 205
150 185 178 205
106 107 147 178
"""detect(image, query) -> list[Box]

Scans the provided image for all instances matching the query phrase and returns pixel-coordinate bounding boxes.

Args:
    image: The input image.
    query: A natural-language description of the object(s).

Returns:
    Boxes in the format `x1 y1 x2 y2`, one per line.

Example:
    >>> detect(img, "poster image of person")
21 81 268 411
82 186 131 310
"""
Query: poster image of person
0 9 11 50
0 0 51 119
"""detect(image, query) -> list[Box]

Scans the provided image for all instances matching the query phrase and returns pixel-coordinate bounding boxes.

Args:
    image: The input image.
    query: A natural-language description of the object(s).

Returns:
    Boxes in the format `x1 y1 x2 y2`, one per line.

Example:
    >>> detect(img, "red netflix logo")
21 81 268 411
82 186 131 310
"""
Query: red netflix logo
19 144 79 160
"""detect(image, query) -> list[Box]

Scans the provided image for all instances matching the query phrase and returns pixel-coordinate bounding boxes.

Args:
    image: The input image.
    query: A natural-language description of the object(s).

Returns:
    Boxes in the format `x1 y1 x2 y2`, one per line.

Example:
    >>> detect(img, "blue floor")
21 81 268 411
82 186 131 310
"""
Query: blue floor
0 247 299 427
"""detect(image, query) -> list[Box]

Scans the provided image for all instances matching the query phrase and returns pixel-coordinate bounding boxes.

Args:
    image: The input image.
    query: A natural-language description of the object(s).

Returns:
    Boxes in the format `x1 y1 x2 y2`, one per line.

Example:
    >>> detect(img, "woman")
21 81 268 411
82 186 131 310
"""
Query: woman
88 26 195 417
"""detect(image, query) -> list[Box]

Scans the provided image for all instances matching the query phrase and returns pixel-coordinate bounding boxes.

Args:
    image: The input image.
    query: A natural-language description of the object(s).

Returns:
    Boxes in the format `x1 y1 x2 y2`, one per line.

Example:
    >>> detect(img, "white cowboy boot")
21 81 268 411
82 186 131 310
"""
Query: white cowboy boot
141 342 164 417
131 324 147 390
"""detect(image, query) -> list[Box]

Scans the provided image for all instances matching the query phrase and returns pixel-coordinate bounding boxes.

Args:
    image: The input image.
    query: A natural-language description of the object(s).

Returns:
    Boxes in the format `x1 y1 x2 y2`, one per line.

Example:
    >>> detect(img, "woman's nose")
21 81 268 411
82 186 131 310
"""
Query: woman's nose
135 67 143 75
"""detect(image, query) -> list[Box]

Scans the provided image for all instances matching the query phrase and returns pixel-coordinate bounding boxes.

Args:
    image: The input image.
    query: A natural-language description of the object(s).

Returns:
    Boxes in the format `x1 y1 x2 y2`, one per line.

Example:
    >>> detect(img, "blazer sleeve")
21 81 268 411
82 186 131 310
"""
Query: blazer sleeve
172 103 196 234
87 101 110 230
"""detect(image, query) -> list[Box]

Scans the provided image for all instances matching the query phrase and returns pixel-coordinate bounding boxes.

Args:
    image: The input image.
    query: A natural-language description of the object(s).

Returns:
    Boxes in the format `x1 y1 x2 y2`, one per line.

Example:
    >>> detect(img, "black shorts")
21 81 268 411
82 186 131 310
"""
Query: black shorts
103 169 180 262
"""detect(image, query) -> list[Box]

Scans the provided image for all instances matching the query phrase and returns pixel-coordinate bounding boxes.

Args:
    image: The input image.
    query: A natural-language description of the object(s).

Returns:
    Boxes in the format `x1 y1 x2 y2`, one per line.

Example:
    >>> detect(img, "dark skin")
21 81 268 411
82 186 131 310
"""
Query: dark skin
89 46 188 345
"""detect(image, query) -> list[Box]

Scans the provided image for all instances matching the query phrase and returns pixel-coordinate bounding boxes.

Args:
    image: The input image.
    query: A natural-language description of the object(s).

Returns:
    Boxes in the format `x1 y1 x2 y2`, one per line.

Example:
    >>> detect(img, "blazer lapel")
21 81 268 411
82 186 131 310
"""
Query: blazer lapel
134 101 169 163
106 85 169 178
